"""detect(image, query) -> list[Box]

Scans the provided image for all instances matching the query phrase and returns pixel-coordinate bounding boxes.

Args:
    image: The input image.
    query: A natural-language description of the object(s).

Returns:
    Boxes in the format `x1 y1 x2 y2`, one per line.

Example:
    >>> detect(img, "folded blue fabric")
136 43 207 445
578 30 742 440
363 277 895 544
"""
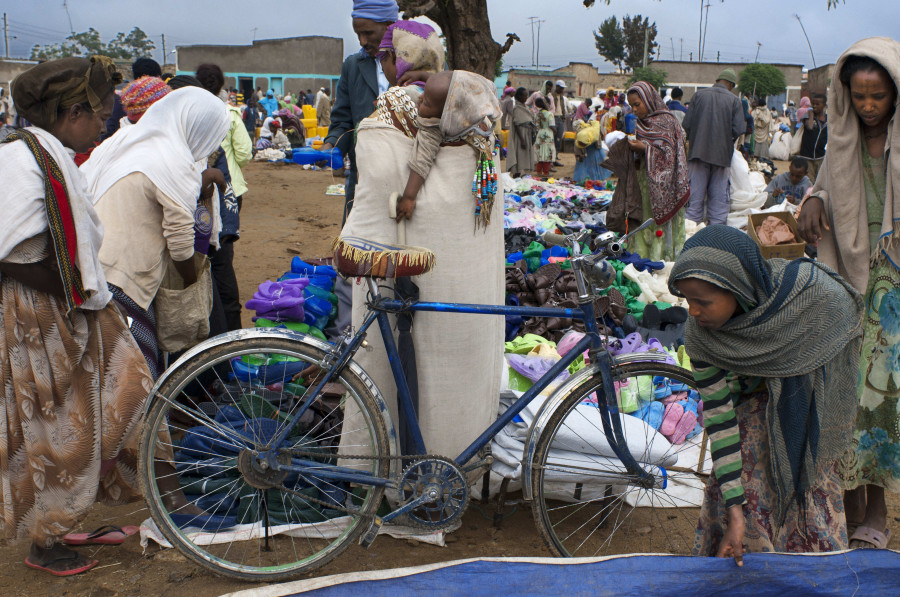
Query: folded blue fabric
615 250 665 272
291 257 336 278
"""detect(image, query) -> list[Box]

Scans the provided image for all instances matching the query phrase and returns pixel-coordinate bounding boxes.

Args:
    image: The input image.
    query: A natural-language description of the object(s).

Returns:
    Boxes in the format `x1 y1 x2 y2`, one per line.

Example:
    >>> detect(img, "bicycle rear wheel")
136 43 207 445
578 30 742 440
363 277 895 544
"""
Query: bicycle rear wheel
530 361 708 558
138 333 390 581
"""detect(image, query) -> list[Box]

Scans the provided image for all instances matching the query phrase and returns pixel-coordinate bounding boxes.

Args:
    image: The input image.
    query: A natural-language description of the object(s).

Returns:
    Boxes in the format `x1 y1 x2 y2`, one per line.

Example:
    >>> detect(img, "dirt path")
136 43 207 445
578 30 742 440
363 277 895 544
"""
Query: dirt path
1 158 897 596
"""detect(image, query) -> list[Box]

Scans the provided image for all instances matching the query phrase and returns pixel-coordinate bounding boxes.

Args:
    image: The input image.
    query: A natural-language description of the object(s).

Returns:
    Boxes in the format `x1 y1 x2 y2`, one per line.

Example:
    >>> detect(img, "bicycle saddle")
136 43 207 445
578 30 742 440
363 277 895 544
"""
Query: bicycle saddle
332 236 435 278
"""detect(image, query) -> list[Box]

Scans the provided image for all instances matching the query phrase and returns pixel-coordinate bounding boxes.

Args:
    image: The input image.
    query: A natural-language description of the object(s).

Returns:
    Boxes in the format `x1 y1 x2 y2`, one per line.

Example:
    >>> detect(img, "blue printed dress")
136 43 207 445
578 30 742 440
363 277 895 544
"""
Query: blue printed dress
839 152 900 492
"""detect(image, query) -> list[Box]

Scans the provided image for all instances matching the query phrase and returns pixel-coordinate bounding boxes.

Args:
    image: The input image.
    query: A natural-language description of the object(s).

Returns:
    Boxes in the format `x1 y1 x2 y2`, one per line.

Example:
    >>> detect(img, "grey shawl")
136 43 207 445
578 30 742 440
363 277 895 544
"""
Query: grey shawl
669 225 863 523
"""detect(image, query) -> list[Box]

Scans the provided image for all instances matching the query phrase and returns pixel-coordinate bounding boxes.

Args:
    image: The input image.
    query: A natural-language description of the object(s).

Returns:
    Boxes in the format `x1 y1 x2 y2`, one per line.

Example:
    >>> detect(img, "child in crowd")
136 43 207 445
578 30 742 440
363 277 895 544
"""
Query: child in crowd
671 225 862 564
763 156 812 207
533 97 556 177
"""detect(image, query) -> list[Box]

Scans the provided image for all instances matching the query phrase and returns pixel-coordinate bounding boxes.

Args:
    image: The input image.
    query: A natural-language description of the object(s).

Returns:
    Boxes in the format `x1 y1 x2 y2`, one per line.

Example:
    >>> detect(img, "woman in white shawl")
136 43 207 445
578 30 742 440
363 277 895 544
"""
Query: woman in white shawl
337 71 504 465
0 56 178 576
82 87 230 378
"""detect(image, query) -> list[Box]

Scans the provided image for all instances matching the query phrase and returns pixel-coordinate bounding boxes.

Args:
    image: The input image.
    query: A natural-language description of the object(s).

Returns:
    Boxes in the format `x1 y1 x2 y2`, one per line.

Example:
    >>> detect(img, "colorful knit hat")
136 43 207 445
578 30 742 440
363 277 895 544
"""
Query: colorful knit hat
122 76 171 122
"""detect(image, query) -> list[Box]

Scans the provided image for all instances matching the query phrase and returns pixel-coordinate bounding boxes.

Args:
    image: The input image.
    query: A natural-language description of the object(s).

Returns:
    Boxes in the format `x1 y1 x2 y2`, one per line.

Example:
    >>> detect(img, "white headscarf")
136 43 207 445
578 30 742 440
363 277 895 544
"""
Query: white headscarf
83 87 230 213
0 127 111 309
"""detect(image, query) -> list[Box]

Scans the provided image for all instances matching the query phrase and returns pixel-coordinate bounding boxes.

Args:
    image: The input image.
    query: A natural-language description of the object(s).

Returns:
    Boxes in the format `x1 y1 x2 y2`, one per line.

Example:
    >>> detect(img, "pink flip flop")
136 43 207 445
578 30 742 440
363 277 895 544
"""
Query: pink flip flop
63 525 139 546
659 402 684 437
669 410 699 445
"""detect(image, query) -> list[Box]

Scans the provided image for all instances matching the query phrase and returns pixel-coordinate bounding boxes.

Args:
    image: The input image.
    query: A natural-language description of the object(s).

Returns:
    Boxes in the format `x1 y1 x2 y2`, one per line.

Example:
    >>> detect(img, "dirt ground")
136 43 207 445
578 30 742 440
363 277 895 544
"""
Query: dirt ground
2 157 898 596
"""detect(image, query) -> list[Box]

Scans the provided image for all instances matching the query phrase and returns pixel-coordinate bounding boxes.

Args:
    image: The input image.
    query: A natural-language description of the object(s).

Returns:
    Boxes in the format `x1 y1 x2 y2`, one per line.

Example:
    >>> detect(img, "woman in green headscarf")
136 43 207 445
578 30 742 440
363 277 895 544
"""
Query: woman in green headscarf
669 225 863 564
0 56 186 576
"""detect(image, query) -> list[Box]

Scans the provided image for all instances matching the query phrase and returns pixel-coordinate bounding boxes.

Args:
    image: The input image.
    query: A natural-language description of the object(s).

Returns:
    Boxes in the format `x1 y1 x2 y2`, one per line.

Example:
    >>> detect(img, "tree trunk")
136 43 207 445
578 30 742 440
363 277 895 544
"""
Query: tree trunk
399 0 512 79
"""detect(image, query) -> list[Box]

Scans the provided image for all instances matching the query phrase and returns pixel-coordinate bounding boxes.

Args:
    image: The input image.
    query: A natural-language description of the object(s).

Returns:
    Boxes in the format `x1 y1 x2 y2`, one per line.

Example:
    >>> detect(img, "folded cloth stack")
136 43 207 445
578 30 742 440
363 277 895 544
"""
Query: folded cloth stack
247 258 339 339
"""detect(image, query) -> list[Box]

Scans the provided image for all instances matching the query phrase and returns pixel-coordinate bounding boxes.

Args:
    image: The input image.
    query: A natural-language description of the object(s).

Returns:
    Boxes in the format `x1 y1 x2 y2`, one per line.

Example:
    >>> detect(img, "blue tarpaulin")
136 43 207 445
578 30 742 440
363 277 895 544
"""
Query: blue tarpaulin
221 550 900 596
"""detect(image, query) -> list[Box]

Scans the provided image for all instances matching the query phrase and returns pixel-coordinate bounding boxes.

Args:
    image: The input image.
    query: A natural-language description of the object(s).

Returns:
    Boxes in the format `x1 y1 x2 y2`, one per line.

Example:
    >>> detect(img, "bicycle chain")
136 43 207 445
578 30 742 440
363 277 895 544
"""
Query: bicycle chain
275 450 479 525
272 449 448 519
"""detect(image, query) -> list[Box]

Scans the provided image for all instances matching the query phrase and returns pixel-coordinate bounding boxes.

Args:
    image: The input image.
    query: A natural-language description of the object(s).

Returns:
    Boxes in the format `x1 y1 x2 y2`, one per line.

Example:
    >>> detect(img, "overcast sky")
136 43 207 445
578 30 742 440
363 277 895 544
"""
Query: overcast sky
4 1 893 71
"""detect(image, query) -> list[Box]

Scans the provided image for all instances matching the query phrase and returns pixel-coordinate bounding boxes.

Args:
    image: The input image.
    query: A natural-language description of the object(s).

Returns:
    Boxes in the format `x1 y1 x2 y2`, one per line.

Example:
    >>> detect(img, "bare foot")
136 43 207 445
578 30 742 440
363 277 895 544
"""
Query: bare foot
26 542 97 576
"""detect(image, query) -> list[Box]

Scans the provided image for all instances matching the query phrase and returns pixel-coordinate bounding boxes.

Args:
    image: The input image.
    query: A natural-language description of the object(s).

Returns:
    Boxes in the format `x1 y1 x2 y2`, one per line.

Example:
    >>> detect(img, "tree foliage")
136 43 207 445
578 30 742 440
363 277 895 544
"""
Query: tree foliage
738 63 786 98
594 17 625 71
627 66 667 90
621 15 658 72
30 27 155 61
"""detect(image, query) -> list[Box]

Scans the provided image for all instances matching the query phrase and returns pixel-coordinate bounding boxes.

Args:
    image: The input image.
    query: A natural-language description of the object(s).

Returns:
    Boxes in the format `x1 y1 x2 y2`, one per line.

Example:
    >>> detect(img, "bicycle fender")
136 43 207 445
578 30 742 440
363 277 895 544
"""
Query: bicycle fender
146 328 401 464
520 351 673 501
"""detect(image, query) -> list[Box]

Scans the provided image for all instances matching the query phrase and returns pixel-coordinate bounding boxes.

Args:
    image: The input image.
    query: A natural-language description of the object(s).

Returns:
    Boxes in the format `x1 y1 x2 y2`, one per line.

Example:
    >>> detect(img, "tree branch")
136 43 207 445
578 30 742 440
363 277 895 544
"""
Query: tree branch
501 33 521 55
398 0 437 18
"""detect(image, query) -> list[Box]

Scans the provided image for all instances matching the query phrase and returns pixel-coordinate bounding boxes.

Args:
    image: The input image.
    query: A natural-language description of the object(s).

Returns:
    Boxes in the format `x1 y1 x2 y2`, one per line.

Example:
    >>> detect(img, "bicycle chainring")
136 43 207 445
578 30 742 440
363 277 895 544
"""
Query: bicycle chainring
398 457 469 530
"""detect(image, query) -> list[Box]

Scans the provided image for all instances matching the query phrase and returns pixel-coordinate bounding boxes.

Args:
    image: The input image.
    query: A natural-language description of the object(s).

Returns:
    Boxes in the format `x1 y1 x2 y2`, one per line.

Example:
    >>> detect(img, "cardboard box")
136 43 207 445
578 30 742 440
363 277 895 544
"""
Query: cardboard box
748 211 806 260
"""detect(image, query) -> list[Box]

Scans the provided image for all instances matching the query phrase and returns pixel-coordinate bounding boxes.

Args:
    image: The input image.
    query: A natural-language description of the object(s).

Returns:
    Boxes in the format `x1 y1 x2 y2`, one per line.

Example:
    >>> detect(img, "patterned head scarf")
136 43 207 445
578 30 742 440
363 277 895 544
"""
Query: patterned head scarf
12 55 122 129
440 70 501 153
669 225 863 524
378 21 444 84
626 80 690 225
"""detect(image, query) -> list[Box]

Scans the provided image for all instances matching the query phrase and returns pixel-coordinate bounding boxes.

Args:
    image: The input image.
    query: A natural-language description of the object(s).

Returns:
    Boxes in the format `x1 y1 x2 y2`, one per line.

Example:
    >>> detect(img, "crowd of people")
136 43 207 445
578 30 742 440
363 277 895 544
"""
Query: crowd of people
0 0 897 579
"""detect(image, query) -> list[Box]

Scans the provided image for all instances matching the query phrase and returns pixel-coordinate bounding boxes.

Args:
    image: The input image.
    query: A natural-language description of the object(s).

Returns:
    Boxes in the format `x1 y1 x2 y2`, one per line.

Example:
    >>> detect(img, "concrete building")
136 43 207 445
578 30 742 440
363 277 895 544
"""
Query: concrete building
651 60 805 105
0 58 38 91
502 68 576 97
176 36 343 100
806 63 834 95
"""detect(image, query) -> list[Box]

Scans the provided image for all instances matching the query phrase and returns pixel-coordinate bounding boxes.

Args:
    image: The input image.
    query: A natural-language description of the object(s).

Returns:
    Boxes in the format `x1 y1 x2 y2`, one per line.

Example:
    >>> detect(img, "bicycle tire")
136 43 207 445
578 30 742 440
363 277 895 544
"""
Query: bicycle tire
138 334 390 581
530 361 708 558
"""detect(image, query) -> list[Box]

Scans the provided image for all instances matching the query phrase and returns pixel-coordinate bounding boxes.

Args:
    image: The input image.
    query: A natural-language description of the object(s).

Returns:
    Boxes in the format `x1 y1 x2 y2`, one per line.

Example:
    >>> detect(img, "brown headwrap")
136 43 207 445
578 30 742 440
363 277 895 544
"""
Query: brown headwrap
11 55 122 129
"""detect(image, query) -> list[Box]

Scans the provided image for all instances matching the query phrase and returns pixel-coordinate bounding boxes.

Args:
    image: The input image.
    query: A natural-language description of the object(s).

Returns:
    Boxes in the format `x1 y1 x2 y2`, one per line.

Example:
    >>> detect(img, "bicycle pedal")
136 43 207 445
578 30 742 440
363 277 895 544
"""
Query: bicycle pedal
358 516 383 549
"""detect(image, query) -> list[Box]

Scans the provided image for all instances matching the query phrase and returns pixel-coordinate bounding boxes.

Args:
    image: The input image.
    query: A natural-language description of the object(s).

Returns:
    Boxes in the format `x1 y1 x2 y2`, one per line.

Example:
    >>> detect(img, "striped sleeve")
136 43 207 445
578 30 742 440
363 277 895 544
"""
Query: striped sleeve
692 359 746 509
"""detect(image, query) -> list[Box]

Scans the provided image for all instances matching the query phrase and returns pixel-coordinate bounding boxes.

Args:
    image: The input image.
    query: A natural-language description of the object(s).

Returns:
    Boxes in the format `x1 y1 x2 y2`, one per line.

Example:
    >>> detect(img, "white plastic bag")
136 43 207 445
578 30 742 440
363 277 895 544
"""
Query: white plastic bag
769 130 792 161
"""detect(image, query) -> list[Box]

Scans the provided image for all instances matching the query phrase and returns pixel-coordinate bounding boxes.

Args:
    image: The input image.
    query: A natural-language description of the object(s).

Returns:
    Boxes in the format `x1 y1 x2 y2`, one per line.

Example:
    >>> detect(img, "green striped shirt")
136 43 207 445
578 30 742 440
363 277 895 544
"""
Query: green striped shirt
693 360 763 509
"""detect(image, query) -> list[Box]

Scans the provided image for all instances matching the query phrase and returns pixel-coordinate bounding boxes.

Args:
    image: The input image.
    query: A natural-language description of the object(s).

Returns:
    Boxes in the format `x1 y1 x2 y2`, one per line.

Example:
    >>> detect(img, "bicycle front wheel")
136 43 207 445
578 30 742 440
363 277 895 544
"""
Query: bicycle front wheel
138 333 391 581
530 361 708 558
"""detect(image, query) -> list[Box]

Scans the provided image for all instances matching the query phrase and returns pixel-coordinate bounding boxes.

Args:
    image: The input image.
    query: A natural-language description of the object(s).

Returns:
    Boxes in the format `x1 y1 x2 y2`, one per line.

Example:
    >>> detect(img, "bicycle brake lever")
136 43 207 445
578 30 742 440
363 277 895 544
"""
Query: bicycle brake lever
619 219 655 246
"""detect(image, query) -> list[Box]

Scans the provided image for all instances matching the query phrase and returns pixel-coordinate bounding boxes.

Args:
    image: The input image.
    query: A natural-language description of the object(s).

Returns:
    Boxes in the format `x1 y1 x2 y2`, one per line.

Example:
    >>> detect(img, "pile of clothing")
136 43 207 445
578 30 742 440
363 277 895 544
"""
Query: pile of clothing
245 257 339 341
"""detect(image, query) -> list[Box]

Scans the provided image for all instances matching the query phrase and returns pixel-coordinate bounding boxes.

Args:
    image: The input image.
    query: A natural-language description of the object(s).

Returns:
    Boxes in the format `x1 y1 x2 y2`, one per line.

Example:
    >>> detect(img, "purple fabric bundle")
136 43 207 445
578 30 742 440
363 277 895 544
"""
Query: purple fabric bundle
245 278 309 322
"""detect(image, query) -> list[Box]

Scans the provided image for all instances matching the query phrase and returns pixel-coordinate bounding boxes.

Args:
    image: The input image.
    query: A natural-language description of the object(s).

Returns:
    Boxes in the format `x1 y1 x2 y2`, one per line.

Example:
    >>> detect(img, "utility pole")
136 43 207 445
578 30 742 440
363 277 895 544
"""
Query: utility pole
3 13 8 59
697 0 703 62
642 26 650 68
670 37 675 61
251 27 258 43
793 14 816 69
680 38 684 61
700 1 711 62
754 41 761 62
528 17 538 67
161 34 166 65
62 0 74 35
536 18 545 71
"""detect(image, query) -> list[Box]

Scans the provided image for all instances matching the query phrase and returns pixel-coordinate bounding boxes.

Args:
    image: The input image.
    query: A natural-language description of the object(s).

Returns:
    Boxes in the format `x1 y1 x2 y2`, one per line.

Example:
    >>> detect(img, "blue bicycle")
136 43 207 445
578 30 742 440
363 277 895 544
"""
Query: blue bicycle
137 221 708 581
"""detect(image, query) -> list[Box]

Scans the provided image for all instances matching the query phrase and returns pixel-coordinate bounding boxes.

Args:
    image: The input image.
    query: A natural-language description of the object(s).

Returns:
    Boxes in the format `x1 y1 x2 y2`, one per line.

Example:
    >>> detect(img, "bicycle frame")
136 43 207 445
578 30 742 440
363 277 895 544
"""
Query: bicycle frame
265 277 654 490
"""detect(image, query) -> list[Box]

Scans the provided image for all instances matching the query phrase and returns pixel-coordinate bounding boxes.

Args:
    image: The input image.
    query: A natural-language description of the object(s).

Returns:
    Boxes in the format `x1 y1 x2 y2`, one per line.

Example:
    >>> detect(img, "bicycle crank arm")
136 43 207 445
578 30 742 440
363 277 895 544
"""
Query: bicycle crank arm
358 491 435 549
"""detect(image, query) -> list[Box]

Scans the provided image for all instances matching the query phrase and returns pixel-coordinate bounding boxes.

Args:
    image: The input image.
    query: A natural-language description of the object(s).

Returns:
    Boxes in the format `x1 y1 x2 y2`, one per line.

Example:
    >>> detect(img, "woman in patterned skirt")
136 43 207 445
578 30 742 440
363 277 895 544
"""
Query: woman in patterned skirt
0 57 187 576
798 37 900 549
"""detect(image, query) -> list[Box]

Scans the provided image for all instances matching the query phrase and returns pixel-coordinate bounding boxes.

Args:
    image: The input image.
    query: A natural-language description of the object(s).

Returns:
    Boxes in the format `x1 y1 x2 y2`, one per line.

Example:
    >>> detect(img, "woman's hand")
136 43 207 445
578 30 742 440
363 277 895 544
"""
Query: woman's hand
200 168 226 203
397 70 432 86
396 195 416 222
627 138 646 153
717 504 746 566
796 195 829 244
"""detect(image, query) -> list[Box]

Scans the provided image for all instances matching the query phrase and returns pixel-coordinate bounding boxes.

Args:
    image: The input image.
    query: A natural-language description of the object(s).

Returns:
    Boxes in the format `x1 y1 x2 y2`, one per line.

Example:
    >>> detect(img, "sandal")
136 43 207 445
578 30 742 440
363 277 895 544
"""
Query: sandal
63 524 139 546
849 526 892 549
25 554 98 577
